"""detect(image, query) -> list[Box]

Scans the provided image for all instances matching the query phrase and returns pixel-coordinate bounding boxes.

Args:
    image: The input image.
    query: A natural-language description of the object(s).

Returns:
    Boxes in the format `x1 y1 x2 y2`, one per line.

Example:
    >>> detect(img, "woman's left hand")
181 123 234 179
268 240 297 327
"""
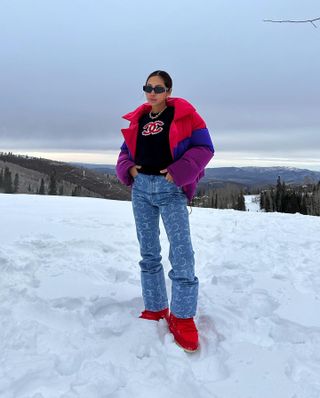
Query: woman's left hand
160 168 174 183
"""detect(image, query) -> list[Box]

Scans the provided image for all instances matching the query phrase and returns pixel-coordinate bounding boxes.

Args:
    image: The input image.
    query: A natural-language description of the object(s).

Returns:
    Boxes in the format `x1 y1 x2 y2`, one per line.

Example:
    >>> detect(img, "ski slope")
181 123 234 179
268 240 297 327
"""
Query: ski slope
0 194 320 398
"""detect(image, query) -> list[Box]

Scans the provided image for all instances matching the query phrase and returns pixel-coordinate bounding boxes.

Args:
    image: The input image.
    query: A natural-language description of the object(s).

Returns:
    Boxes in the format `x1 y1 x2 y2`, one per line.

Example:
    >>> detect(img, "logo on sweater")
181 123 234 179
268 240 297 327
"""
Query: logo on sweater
142 121 164 136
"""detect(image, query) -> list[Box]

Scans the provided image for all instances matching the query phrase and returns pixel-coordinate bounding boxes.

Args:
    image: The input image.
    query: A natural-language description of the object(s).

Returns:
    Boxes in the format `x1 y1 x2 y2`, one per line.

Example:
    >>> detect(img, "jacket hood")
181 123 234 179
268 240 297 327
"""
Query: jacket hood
122 97 196 122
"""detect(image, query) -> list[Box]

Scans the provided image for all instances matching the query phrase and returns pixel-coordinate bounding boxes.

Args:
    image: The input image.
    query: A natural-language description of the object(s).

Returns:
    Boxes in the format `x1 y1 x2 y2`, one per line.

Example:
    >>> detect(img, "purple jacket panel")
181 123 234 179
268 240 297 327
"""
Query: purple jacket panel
115 142 135 186
167 146 214 201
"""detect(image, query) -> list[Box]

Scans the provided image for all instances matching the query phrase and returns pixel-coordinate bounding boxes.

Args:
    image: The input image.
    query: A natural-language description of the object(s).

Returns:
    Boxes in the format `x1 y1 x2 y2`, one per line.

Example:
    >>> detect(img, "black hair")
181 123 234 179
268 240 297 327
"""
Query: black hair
146 70 173 91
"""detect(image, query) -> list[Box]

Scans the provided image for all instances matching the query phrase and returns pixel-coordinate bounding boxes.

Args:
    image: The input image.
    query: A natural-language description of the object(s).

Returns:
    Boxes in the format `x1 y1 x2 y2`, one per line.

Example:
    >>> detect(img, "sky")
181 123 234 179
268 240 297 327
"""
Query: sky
0 0 319 170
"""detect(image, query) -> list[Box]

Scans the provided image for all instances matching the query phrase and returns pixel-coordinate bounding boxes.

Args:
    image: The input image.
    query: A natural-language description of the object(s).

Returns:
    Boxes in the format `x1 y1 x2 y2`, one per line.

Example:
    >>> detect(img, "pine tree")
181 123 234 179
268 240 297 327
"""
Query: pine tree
265 191 272 212
4 167 13 193
260 191 265 210
275 176 283 211
72 185 82 196
48 172 57 195
39 178 45 195
236 191 246 211
13 173 19 193
0 168 3 188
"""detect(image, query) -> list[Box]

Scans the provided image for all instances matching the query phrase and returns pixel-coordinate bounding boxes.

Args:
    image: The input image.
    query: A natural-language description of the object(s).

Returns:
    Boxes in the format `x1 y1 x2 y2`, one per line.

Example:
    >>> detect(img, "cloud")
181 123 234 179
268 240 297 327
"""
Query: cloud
0 0 319 168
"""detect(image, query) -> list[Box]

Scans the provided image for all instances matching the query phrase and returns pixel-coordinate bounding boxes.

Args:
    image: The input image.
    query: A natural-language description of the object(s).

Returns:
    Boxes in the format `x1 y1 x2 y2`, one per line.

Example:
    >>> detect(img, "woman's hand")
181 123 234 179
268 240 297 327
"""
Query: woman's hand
129 165 142 178
160 168 174 183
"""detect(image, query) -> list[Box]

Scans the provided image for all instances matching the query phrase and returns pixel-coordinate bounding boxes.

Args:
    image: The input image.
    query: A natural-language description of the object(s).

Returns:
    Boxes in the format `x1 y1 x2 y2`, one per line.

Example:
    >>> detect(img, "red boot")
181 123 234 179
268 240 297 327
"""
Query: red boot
168 313 199 352
139 308 169 321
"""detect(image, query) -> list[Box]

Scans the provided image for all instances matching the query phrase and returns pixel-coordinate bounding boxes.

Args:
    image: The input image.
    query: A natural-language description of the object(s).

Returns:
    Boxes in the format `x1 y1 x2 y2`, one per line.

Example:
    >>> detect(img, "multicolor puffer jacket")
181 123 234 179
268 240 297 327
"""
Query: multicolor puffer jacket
116 97 214 201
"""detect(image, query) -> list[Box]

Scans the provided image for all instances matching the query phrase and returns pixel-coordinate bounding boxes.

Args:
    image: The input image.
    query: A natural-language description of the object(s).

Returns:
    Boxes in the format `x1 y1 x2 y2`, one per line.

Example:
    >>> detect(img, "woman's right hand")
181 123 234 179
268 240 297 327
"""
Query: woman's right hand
129 165 142 178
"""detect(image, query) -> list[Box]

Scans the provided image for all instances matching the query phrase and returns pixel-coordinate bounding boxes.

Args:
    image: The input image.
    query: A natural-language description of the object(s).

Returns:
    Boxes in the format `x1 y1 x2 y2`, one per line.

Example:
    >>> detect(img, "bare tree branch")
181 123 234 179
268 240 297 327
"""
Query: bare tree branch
263 17 320 28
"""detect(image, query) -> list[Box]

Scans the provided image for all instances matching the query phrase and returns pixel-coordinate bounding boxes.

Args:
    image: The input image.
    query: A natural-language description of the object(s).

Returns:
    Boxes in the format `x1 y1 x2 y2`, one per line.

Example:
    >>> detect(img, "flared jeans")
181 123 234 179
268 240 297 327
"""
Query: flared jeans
131 173 198 318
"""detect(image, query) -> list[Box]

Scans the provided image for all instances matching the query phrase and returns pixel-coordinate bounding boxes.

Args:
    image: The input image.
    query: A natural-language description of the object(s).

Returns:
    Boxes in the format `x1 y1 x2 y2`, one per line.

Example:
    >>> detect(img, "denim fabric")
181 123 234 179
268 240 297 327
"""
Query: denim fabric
131 173 198 318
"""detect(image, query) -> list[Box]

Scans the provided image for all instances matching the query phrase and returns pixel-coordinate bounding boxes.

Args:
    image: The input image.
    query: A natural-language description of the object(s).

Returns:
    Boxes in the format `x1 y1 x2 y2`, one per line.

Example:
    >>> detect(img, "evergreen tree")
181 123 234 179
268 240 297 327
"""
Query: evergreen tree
300 193 307 215
265 191 272 212
39 178 45 195
275 176 283 212
260 178 320 217
286 191 299 213
236 191 246 211
281 181 287 212
13 173 19 193
4 167 13 193
260 191 265 210
48 172 57 195
72 185 82 196
0 168 3 188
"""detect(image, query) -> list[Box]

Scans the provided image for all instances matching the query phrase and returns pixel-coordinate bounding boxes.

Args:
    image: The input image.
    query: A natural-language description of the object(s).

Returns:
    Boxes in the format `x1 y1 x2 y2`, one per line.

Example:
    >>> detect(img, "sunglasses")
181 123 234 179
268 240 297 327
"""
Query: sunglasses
143 85 168 94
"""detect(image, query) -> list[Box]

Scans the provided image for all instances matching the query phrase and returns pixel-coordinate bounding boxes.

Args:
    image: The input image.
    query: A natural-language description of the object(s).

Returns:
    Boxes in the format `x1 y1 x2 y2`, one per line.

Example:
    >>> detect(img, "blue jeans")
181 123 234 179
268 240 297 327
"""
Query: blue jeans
131 173 198 318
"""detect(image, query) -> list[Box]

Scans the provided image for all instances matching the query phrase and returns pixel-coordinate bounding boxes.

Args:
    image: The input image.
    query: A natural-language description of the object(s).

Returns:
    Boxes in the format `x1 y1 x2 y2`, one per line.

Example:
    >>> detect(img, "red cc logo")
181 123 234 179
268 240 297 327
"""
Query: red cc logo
142 121 164 136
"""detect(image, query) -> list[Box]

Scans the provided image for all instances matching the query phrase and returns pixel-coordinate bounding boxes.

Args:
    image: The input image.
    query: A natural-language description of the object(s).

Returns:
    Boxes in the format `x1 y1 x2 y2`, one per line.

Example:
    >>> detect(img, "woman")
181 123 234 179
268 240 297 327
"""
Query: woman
116 70 214 352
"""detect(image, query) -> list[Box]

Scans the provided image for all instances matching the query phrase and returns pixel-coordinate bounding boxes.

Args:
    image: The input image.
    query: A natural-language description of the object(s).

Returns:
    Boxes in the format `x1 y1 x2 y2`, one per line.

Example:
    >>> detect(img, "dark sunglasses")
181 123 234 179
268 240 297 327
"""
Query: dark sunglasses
143 85 168 94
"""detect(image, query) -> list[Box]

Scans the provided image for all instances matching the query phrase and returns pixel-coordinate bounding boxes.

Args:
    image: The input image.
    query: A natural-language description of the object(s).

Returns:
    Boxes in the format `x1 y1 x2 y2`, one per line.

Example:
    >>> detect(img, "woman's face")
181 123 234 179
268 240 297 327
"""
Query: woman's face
145 76 171 108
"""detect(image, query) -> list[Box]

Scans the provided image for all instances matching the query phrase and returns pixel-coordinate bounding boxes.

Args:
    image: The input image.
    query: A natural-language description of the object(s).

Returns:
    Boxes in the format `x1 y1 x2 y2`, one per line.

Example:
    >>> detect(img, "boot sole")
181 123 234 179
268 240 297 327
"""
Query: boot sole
168 324 199 352
174 340 199 353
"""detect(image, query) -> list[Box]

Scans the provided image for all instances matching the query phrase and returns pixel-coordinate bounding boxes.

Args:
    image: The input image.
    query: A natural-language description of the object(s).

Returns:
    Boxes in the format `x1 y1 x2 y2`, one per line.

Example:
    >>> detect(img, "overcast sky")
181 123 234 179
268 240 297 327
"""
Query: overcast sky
1 0 319 169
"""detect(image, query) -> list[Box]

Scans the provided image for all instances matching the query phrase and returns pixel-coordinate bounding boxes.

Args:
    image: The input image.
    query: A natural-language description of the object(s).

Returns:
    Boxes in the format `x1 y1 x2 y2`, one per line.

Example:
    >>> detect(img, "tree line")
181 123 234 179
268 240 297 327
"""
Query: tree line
260 176 320 216
0 152 130 200
0 166 83 196
0 167 19 193
3 152 319 215
1 161 247 210
191 183 246 211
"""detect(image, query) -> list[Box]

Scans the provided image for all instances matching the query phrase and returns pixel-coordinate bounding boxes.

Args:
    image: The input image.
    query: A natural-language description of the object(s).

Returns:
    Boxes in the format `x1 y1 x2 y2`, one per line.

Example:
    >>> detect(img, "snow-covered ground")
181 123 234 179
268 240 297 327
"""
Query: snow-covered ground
1 193 320 398
245 194 261 212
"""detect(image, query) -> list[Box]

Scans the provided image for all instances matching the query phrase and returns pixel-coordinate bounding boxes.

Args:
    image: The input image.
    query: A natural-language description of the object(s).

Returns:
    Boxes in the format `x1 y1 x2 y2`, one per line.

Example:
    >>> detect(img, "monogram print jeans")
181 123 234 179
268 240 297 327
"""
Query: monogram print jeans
131 173 198 318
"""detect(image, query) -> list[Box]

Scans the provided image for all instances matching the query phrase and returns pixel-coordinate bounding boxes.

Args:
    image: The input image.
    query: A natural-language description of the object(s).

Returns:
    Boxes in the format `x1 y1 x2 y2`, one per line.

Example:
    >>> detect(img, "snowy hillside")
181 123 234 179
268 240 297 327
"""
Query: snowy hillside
1 194 320 398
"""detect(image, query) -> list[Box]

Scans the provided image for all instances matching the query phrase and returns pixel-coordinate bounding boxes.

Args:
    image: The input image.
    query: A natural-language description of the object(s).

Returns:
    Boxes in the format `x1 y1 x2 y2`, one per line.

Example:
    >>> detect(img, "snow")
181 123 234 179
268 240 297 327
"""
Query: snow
244 195 261 212
1 193 320 398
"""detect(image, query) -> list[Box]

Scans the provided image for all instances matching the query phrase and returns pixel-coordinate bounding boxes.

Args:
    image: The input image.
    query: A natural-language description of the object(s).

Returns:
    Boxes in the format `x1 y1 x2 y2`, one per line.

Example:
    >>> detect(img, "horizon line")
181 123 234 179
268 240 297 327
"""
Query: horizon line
1 150 320 172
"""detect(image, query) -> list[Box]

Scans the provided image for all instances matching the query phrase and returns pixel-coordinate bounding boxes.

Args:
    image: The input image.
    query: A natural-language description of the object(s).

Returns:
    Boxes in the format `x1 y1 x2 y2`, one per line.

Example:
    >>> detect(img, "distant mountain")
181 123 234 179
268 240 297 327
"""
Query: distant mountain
3 152 319 198
70 163 116 175
78 163 320 189
202 166 320 188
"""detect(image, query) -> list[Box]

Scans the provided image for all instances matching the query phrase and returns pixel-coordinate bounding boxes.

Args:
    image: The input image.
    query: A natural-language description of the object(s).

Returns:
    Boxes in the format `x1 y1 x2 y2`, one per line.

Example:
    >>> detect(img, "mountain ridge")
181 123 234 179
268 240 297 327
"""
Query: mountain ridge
74 162 320 188
2 152 319 197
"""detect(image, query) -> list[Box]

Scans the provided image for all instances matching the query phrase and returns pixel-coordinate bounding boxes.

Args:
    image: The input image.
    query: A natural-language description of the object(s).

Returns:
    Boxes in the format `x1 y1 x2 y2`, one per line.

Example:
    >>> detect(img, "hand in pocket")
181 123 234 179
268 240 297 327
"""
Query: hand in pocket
160 168 174 183
130 165 142 178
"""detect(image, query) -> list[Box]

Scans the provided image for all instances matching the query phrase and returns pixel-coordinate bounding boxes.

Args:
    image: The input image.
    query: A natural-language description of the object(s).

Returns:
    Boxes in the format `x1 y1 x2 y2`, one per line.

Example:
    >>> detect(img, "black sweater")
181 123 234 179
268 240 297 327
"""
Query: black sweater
134 106 174 175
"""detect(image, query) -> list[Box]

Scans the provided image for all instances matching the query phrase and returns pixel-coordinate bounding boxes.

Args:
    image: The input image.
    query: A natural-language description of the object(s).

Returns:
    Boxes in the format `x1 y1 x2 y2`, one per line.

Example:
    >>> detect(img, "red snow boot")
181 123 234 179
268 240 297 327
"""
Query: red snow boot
139 308 169 322
168 313 199 352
